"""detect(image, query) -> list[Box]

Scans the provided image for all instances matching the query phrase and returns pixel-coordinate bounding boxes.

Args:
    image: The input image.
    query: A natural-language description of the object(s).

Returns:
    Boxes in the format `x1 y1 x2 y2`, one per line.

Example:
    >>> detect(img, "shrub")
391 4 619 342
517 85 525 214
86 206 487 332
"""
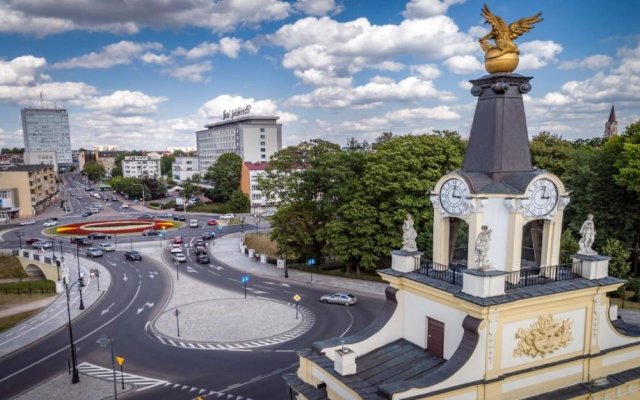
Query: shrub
629 277 640 302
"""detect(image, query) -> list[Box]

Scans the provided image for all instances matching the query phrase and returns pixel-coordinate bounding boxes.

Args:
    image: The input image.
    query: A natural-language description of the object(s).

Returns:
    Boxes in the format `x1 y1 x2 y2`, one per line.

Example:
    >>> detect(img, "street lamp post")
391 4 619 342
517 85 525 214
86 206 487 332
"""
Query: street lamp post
65 282 80 384
175 261 179 280
75 245 85 310
97 334 118 400
15 231 23 250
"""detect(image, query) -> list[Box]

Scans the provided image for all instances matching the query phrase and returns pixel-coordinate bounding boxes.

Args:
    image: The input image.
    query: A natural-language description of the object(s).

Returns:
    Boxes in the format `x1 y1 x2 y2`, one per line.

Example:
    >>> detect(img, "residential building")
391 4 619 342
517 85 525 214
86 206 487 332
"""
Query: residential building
171 157 199 184
122 153 161 179
240 162 277 214
95 151 125 175
604 105 617 138
77 151 86 171
196 114 282 174
0 164 58 220
0 153 23 166
168 146 196 154
21 108 72 169
23 151 58 172
93 145 118 152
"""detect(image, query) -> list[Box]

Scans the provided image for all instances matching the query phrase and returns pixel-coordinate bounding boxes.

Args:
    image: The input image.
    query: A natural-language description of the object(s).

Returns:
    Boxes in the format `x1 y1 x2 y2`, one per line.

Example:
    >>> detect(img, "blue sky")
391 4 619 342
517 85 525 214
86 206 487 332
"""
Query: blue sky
0 0 638 151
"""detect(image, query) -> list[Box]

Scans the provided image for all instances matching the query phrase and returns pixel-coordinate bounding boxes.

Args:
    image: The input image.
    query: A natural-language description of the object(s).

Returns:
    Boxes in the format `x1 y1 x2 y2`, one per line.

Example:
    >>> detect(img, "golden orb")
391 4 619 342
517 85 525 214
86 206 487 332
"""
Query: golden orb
484 52 519 74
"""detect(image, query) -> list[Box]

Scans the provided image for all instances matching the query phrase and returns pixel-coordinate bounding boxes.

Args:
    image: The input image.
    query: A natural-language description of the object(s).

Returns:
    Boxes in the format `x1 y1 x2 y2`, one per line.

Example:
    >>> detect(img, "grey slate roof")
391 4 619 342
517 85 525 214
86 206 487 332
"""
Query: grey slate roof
282 373 329 400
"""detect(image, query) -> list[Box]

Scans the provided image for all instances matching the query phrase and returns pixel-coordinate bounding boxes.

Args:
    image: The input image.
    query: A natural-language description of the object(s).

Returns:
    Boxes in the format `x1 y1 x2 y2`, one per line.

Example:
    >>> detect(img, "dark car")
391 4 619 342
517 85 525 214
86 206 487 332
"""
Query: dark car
81 211 92 217
124 251 142 261
173 215 186 221
142 229 160 236
88 233 112 240
202 233 215 240
71 237 93 246
196 254 210 264
25 238 41 245
195 246 207 255
138 214 153 220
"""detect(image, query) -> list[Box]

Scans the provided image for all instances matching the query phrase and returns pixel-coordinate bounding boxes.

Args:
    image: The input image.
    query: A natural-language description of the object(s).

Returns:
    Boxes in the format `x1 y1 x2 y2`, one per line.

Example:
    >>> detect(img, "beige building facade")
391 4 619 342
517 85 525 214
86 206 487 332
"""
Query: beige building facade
0 165 58 221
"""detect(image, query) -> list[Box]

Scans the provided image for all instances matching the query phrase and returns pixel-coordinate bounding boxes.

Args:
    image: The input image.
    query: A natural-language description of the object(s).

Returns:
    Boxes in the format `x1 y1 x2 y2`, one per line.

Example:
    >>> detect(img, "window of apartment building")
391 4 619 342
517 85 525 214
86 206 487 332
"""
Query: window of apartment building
251 185 260 191
261 155 266 159
252 194 261 200
260 148 265 152
260 134 265 139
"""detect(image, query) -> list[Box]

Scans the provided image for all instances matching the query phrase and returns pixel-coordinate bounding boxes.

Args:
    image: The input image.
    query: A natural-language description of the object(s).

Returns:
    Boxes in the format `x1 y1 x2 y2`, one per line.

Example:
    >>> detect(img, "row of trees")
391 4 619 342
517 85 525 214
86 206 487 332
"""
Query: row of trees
258 123 640 278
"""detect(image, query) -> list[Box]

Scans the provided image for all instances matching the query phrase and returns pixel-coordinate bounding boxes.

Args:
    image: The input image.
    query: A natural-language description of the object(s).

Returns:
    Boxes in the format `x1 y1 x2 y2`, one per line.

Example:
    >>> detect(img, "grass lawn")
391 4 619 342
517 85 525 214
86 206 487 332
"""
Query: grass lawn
0 309 42 333
609 291 640 311
0 256 27 279
0 292 55 306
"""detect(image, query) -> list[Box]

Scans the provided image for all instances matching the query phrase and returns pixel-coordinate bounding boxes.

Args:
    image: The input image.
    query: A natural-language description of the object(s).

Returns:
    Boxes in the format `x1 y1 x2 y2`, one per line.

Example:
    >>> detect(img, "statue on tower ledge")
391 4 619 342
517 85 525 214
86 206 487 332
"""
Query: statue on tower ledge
401 213 418 252
578 214 598 255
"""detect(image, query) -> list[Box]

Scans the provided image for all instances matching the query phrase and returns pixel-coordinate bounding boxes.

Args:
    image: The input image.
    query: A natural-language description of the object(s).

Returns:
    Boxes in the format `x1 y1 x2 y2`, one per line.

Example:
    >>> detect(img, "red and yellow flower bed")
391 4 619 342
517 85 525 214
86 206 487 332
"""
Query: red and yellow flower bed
55 219 177 235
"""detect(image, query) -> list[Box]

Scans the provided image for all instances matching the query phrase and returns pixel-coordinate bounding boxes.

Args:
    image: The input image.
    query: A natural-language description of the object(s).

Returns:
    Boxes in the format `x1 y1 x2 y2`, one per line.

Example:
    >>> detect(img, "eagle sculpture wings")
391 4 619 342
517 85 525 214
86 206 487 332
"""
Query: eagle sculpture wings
479 4 543 60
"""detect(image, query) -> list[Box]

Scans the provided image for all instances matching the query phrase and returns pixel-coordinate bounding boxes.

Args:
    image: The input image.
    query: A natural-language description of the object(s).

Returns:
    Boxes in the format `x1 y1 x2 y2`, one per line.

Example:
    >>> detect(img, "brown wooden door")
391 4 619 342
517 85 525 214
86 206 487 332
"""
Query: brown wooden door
427 318 444 358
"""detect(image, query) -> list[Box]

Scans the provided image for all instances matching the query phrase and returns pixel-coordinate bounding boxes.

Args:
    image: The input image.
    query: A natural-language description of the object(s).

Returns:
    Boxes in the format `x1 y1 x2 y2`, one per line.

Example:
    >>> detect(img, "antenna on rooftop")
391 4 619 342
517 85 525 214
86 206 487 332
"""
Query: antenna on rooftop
40 91 43 108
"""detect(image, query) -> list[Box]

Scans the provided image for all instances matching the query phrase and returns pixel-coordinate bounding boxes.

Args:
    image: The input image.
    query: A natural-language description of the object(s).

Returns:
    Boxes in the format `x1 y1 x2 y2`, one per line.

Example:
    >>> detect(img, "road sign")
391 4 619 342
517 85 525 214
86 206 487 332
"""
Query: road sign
293 294 301 302
241 275 250 283
307 258 316 266
116 356 125 366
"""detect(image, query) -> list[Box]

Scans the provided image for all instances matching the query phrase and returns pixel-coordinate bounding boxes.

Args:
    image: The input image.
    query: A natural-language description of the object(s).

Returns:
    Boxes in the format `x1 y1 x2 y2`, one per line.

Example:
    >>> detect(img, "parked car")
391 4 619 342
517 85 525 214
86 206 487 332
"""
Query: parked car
173 236 183 244
196 254 210 264
142 229 160 236
71 237 93 246
84 247 104 258
20 219 35 226
124 250 142 261
31 240 52 250
25 238 41 245
120 204 129 209
202 233 215 240
189 219 199 228
138 214 153 220
319 292 358 306
219 213 235 220
207 219 218 226
81 211 92 217
170 244 183 254
172 252 187 263
88 233 112 240
98 242 115 252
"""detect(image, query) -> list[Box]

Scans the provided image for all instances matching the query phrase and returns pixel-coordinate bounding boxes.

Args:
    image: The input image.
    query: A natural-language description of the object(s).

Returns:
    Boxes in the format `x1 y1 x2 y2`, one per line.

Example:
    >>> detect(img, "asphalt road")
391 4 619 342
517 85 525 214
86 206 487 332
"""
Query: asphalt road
0 174 386 399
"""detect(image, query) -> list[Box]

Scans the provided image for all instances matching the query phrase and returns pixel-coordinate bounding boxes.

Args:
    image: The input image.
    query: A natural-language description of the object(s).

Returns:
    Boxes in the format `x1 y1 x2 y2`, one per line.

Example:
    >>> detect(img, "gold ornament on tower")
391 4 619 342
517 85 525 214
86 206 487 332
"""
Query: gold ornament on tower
479 4 543 74
513 314 573 359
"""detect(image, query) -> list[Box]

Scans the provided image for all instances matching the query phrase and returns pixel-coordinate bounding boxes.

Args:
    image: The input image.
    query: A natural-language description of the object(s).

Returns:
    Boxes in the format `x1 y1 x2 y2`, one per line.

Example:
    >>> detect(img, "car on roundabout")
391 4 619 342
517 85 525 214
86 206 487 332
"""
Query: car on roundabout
81 211 92 217
173 215 186 221
25 238 41 245
43 219 58 227
88 232 112 240
219 213 235 220
170 244 183 254
172 252 187 263
319 292 358 306
84 247 103 258
98 243 115 252
196 254 210 264
20 219 35 226
138 214 153 220
173 236 183 244
195 246 207 255
124 250 142 261
31 240 52 250
202 233 215 240
70 237 93 246
157 212 173 218
142 229 160 236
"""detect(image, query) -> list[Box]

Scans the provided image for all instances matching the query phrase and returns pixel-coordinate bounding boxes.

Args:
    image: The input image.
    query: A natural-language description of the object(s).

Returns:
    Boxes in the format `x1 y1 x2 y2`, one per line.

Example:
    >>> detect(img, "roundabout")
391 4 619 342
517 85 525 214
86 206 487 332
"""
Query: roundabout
52 219 180 235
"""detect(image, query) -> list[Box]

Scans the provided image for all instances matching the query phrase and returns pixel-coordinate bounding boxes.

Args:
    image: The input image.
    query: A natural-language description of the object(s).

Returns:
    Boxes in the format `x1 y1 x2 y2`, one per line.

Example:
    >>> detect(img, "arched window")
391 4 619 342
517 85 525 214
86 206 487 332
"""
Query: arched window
448 218 468 267
521 220 544 268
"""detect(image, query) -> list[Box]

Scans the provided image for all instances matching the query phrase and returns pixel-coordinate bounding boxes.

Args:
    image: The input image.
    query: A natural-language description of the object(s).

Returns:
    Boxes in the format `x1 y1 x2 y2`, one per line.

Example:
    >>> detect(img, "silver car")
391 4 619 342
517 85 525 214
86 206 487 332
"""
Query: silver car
319 292 358 306
98 243 115 252
172 252 187 263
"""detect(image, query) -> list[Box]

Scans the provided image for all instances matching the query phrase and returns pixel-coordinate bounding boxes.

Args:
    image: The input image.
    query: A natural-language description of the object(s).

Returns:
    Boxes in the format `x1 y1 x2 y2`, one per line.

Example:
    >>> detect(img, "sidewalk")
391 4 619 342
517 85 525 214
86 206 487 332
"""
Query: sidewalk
0 253 111 358
210 232 388 298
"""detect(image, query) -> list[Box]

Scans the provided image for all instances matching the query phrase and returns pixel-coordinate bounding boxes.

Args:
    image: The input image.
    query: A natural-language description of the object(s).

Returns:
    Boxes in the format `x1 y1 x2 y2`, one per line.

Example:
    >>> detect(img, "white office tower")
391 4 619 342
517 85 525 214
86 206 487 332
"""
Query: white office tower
21 108 73 169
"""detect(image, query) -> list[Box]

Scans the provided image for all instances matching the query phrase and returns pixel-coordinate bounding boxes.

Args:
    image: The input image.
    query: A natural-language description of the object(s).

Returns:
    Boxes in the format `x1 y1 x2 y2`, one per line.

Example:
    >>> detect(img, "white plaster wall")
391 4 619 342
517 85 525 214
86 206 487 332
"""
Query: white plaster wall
501 364 582 393
598 309 640 350
481 198 510 271
241 126 280 162
402 290 466 358
501 309 586 370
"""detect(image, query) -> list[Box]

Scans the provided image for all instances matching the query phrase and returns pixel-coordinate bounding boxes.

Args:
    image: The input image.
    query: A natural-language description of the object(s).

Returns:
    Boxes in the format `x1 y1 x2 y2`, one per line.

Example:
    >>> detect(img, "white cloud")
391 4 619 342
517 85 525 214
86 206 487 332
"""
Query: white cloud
0 81 96 106
293 69 352 87
410 64 441 80
287 76 455 108
166 62 212 82
0 0 293 36
517 40 563 70
402 0 465 19
559 54 613 70
174 37 244 60
83 90 167 115
198 94 299 124
0 56 47 86
374 61 405 71
444 55 483 74
140 53 172 65
458 80 472 90
53 41 162 69
293 0 341 16
385 105 460 121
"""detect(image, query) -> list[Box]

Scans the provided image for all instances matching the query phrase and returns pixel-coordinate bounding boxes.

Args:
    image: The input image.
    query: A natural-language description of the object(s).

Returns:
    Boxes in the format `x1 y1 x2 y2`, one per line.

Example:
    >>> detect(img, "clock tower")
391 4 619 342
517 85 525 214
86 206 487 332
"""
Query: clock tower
430 73 570 273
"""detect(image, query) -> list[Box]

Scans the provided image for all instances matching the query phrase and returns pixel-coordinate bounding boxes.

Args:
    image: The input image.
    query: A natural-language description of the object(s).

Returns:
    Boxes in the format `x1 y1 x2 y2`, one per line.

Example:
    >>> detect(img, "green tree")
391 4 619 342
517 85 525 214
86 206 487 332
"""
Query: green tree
604 237 631 279
227 190 250 213
141 177 166 200
613 120 640 194
204 153 243 202
560 229 579 263
530 131 575 176
161 154 175 177
83 161 106 182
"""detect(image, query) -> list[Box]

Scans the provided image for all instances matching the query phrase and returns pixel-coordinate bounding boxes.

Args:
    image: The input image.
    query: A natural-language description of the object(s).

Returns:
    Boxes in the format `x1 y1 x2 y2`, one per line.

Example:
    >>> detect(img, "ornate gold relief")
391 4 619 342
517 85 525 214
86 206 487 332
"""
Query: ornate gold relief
513 315 572 358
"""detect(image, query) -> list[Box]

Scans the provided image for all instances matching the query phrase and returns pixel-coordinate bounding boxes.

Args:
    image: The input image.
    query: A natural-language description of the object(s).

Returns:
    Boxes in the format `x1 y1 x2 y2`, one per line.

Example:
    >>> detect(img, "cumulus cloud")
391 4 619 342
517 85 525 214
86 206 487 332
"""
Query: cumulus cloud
293 0 342 16
444 55 483 74
83 90 167 115
140 53 172 65
293 68 352 87
174 37 244 60
53 41 162 69
402 0 465 19
410 64 441 80
559 54 613 70
165 62 212 82
517 40 563 70
198 94 299 124
0 0 293 36
0 55 47 86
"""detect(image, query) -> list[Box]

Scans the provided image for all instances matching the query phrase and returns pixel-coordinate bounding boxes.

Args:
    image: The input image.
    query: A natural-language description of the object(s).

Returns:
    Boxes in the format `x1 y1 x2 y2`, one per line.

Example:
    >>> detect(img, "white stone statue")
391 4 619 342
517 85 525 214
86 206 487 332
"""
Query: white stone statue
401 213 418 252
578 214 597 255
474 225 492 270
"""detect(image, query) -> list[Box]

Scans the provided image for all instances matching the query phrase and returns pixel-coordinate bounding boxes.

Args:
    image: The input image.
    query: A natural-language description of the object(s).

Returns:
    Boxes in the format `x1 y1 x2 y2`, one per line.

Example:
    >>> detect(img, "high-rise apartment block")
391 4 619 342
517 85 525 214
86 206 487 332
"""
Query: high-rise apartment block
122 153 161 179
21 108 72 169
172 157 199 184
196 113 282 174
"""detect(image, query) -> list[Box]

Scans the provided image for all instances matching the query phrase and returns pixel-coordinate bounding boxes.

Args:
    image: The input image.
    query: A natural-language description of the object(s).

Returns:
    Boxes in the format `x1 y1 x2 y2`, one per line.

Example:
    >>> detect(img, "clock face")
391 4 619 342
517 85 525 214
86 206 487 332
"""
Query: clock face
439 178 470 215
525 178 558 217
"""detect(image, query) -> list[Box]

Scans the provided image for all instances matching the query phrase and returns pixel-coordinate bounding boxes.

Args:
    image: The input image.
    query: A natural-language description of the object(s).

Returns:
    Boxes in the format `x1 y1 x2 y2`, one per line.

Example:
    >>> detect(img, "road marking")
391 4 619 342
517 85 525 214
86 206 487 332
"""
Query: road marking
107 261 117 267
339 309 355 338
262 281 290 287
123 273 128 282
101 302 115 316
136 301 154 315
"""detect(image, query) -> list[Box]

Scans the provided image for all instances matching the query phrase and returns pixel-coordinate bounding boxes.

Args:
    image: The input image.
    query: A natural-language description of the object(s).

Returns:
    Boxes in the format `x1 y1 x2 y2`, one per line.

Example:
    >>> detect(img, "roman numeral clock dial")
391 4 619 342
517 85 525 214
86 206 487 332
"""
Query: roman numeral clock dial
525 178 558 217
439 178 470 216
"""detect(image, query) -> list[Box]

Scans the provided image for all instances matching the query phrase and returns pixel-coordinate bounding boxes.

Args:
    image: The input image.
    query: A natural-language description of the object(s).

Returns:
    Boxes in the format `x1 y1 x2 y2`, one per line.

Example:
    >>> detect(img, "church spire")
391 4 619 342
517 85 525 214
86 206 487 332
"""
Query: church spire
604 105 617 138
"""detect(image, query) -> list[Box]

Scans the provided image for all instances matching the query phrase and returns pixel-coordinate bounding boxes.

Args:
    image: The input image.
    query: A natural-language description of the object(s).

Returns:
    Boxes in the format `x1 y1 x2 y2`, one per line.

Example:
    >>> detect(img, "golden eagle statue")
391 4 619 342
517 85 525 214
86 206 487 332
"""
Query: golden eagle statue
478 4 543 74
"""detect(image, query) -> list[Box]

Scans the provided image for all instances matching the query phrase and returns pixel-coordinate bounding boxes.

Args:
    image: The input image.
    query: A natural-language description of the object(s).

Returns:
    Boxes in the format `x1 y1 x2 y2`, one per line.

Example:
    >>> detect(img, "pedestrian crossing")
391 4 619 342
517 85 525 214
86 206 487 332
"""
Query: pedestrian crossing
77 362 252 399
152 302 315 350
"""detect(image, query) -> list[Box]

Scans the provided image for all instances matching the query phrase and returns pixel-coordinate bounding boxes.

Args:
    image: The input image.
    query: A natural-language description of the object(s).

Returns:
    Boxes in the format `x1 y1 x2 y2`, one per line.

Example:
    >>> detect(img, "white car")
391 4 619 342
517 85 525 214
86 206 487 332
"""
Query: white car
43 220 58 227
172 252 187 263
219 213 235 220
189 219 199 228
20 219 36 226
263 210 275 217
98 243 116 252
120 204 129 209
170 244 183 254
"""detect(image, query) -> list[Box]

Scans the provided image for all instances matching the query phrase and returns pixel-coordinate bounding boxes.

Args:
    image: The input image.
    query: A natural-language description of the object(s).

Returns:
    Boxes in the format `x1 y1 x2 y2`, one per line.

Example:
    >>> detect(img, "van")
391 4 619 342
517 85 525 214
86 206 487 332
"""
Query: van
189 219 199 228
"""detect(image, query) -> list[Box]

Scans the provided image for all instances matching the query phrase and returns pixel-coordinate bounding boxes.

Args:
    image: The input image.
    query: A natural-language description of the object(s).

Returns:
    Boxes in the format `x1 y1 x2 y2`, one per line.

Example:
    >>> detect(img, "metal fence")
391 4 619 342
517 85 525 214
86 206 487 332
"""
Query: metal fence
504 262 582 289
416 259 464 286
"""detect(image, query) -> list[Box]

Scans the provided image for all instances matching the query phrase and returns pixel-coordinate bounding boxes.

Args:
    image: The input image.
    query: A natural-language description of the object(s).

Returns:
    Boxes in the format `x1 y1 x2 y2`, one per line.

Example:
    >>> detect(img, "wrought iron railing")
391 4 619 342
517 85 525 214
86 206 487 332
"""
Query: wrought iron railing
416 259 464 286
504 262 582 289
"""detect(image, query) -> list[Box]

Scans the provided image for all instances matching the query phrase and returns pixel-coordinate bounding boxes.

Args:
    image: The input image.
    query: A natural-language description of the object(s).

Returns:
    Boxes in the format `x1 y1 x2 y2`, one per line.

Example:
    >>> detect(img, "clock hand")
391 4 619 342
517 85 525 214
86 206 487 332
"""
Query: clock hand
452 188 461 199
541 187 549 200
